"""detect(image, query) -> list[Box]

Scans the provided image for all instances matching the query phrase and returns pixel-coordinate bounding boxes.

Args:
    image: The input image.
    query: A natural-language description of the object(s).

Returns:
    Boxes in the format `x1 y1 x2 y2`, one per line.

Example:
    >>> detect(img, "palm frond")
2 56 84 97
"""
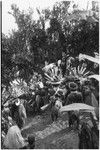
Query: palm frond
83 71 90 77
43 63 63 84
80 67 86 74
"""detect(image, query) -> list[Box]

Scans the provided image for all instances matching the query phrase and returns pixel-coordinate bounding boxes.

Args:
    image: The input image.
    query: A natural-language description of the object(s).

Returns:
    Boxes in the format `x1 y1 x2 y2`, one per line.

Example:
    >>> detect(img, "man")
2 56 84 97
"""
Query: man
35 93 43 114
51 94 62 122
27 134 35 149
3 101 28 149
51 105 59 122
79 122 93 149
55 94 63 109
66 82 83 105
68 111 79 129
18 99 27 125
66 82 83 129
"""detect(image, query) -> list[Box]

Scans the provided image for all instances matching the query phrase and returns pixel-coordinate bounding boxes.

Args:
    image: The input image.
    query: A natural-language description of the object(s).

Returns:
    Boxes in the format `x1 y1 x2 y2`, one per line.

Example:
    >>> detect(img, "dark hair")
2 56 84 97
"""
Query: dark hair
28 135 35 145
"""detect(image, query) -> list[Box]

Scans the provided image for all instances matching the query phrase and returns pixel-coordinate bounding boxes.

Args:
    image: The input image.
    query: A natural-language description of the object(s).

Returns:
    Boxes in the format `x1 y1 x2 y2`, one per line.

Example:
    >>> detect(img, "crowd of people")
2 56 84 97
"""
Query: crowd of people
49 80 99 149
1 53 99 149
2 98 35 149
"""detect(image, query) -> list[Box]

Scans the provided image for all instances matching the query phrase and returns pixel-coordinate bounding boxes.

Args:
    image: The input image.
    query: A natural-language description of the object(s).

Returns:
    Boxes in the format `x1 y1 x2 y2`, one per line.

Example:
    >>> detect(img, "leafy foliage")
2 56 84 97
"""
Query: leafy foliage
1 3 99 149
43 64 63 84
66 20 99 56
2 1 99 90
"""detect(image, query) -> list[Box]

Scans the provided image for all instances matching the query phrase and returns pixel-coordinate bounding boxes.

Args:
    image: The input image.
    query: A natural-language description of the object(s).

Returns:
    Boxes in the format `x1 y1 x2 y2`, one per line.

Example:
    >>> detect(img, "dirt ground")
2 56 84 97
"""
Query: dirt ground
22 110 80 149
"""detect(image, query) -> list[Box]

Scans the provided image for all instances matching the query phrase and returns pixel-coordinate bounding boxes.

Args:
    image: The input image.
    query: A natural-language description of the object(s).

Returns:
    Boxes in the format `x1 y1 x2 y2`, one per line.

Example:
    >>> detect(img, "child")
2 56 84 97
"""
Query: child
51 105 59 122
68 111 79 129
27 134 35 149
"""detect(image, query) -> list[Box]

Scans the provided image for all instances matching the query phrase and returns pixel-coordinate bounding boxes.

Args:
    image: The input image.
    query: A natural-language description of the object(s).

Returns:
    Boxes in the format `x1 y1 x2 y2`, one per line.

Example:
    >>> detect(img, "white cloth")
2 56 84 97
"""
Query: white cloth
4 125 26 149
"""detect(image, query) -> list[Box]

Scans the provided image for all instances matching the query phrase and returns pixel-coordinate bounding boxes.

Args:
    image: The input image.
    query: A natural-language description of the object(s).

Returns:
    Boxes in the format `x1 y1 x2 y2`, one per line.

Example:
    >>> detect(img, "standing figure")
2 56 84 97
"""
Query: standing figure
27 134 35 149
79 122 93 149
66 82 83 105
51 94 62 122
51 105 59 122
18 99 27 126
68 111 79 129
35 94 41 113
3 101 27 149
65 82 83 129
35 93 44 114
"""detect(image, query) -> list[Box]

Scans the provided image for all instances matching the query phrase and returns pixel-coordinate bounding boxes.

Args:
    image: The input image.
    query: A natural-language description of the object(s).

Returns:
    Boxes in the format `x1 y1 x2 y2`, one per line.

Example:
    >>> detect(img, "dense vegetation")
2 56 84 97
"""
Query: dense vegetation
1 1 99 148
2 2 99 92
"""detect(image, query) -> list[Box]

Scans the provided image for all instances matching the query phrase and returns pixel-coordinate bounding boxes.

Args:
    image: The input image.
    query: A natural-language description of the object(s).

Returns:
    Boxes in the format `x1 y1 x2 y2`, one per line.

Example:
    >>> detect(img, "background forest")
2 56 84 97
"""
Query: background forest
2 1 99 101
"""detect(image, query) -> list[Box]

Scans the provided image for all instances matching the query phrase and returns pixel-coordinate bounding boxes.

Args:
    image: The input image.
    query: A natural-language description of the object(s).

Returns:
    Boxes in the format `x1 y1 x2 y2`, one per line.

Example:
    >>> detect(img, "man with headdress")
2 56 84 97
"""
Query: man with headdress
66 82 83 105
65 82 83 129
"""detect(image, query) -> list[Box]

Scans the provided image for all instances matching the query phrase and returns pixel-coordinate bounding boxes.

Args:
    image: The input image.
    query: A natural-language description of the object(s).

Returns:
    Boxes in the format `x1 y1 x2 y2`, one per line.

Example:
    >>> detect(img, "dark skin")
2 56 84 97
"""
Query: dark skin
68 112 79 129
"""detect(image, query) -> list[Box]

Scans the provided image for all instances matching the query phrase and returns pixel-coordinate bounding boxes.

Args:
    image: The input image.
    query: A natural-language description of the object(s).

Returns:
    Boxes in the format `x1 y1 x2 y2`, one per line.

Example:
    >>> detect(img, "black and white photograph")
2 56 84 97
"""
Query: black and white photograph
1 0 99 149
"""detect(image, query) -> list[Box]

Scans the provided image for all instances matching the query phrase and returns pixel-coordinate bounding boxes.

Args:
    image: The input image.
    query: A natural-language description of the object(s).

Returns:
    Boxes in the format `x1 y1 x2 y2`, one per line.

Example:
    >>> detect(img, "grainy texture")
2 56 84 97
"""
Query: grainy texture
22 111 79 149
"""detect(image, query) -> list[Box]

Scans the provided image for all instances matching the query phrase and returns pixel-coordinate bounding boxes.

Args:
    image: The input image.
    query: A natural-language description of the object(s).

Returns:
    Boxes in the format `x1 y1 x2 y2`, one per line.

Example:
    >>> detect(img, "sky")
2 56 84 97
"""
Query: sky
2 0 96 35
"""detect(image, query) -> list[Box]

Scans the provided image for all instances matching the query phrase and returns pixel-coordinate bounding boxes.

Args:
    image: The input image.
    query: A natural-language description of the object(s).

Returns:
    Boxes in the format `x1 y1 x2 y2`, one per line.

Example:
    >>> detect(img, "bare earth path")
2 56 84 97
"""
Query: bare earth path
22 111 79 149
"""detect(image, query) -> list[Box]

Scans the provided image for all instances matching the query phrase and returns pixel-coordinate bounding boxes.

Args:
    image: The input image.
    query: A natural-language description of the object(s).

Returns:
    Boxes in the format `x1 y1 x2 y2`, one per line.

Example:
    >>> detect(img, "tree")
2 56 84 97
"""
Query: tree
66 20 99 56
1 34 15 88
2 1 99 88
